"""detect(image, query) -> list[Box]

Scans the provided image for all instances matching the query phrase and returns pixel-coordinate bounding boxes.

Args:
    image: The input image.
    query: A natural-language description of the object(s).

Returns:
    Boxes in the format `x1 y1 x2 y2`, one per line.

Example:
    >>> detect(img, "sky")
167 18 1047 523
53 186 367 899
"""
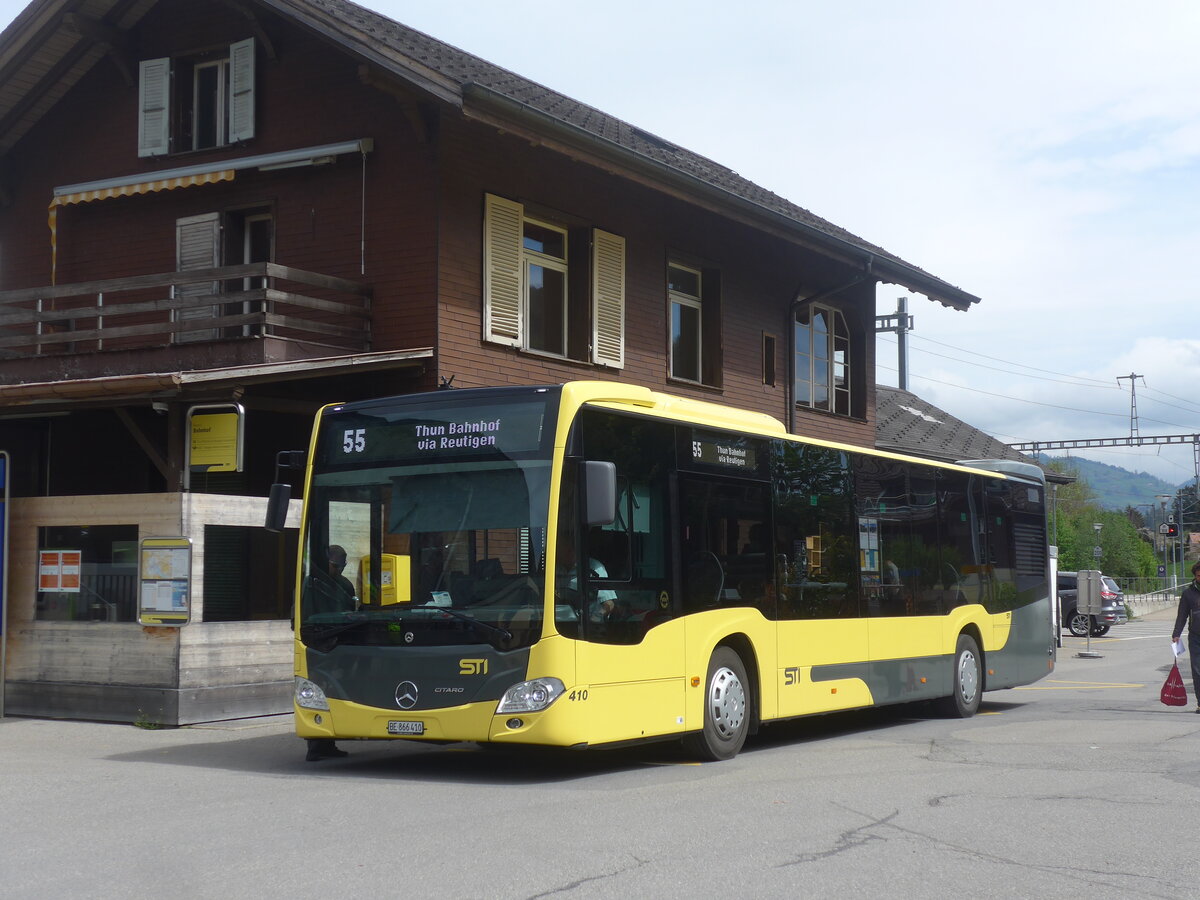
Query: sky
4 0 1199 486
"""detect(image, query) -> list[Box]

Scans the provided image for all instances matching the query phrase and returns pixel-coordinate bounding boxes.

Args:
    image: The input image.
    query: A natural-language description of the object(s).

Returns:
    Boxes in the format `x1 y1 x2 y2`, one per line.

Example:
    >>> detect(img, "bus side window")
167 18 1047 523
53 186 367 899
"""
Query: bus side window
570 411 676 644
678 477 770 614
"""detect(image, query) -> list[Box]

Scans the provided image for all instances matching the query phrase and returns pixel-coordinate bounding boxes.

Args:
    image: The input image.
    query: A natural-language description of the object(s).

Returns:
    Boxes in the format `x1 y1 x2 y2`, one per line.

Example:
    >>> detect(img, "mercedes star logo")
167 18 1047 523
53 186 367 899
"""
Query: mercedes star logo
395 681 418 710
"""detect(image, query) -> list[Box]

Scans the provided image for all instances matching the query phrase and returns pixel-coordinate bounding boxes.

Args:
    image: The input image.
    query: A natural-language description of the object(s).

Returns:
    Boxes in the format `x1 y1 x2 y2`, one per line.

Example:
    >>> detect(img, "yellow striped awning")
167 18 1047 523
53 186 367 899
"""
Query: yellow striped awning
48 169 235 283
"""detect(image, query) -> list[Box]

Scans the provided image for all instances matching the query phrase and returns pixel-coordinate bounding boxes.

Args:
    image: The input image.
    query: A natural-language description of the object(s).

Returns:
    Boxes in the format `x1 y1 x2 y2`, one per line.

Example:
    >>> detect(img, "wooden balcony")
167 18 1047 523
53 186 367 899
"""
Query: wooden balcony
0 263 372 370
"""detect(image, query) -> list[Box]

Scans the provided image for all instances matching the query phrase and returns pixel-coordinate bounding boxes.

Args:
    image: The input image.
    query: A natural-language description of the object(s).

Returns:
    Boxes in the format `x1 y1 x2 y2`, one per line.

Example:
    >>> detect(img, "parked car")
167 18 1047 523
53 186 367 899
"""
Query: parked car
1057 571 1128 636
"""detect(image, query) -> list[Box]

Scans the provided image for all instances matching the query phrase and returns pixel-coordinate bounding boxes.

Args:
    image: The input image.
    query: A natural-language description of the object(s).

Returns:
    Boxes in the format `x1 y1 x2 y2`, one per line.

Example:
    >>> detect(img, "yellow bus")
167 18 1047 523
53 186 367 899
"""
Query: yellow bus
270 381 1054 761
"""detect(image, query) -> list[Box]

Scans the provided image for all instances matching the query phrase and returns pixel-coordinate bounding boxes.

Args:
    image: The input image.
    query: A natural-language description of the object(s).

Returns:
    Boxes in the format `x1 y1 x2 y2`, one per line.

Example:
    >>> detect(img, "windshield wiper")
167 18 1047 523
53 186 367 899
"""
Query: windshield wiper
301 608 514 651
300 617 373 651
414 606 513 648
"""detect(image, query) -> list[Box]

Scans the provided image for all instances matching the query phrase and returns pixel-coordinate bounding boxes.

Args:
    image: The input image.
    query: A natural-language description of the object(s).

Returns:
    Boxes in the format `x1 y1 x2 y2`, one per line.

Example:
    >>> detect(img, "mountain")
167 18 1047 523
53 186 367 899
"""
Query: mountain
1035 454 1180 510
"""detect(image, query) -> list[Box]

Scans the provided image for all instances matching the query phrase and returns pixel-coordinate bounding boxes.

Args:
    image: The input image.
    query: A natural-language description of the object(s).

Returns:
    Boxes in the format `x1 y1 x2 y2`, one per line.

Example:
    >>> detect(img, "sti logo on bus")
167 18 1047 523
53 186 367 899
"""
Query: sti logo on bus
460 659 488 675
784 667 801 686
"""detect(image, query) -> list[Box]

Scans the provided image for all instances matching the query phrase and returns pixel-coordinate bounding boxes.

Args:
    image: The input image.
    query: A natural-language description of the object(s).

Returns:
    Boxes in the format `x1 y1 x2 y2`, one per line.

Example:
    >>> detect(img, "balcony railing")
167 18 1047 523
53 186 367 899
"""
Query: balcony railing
0 262 372 357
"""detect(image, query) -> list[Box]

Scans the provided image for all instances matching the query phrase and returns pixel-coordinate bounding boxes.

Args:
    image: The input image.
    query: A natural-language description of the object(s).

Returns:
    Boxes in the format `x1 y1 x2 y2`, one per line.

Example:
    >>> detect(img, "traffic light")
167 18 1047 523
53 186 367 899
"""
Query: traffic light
1166 523 1179 537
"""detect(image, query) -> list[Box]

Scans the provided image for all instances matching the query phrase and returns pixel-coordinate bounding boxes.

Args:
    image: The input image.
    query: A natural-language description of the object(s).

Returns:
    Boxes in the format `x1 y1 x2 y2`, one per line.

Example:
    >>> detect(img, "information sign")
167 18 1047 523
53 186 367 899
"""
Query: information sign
188 403 244 475
138 537 192 626
38 550 82 591
1077 569 1103 614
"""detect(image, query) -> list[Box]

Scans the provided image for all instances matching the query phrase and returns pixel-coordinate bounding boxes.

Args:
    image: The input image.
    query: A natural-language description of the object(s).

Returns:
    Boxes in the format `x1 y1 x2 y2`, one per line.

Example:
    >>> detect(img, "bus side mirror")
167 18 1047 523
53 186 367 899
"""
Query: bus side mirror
264 450 306 532
583 460 617 526
265 483 291 533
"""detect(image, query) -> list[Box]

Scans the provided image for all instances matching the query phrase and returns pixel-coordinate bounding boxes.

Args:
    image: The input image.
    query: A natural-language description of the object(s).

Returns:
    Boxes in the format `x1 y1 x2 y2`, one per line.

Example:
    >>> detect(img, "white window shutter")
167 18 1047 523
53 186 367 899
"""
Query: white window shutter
591 228 625 367
228 38 256 143
138 58 171 157
175 213 222 342
483 193 523 347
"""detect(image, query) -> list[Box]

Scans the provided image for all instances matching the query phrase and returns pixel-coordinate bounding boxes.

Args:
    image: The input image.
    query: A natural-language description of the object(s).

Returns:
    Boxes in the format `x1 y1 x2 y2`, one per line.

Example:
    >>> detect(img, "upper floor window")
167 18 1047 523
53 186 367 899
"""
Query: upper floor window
138 38 256 157
669 263 702 382
483 193 625 367
795 304 850 415
667 261 721 387
523 218 569 355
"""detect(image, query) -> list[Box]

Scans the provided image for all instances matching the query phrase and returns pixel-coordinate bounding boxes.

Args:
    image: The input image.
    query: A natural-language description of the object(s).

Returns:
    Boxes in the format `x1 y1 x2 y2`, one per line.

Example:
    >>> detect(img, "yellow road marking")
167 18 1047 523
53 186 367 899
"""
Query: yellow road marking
1015 679 1143 690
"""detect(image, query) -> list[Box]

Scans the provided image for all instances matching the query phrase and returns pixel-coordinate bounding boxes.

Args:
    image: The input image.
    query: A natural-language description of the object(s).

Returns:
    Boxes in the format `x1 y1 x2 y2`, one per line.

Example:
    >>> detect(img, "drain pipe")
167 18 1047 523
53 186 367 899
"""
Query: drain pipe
787 258 875 435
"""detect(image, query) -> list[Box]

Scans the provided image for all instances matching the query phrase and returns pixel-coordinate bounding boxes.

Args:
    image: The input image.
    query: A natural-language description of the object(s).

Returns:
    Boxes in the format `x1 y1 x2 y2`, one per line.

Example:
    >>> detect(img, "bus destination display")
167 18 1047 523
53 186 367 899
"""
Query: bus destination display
320 399 552 467
689 431 759 471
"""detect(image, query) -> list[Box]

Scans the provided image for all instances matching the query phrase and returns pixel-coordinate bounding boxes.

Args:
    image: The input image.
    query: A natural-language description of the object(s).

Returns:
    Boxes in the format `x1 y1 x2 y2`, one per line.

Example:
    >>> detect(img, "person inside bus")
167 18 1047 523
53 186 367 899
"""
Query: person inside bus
306 544 358 614
304 545 356 761
555 534 618 621
735 575 776 614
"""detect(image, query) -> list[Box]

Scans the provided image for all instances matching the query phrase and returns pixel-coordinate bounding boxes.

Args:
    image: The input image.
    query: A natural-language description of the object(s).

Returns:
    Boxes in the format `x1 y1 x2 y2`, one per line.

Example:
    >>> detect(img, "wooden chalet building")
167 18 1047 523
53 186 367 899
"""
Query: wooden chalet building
0 0 979 724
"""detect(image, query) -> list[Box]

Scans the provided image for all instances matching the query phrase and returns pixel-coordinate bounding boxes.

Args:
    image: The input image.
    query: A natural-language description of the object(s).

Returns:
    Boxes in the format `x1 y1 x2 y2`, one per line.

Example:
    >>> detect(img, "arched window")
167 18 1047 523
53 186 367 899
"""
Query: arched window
795 304 850 415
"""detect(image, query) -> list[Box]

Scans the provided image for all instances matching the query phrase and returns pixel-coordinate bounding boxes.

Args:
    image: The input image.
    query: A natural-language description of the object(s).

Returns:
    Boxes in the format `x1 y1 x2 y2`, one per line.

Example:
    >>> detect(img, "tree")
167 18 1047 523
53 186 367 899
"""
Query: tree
1049 463 1157 577
1124 505 1146 529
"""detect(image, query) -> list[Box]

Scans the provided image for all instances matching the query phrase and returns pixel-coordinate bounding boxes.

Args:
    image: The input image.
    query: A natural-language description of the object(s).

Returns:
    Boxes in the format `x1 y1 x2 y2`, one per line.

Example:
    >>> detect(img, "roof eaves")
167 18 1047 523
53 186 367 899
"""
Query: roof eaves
461 82 978 311
0 348 433 409
254 0 465 107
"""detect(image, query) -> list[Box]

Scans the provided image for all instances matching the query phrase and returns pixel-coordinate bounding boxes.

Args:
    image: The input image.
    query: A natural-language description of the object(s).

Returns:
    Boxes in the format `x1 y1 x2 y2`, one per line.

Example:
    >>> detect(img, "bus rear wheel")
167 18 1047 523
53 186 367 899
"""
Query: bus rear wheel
683 647 750 761
937 633 982 718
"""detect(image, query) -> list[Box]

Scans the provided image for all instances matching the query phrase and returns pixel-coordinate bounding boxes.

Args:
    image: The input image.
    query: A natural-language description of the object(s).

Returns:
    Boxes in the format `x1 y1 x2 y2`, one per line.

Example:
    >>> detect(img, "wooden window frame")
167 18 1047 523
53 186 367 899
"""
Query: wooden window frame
483 193 625 368
762 332 777 386
521 217 570 356
138 38 255 158
668 263 703 383
795 303 852 416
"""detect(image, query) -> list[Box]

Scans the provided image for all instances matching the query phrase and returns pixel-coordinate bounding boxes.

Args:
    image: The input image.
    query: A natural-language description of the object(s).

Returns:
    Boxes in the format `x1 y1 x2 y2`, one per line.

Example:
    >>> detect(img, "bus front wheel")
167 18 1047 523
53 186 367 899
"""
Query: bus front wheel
683 647 750 761
938 633 982 718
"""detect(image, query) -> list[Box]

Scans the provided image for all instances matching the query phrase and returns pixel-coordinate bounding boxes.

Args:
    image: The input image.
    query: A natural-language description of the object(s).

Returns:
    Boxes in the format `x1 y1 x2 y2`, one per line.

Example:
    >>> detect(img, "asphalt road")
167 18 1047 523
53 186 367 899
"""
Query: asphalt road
2 609 1197 900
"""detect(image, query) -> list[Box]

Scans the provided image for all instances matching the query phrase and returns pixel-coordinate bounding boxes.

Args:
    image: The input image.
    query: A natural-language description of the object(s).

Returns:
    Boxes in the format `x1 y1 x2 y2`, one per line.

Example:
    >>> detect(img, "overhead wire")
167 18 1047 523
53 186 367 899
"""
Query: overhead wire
876 358 1197 474
876 363 1129 418
876 336 1125 389
878 333 1200 428
903 333 1115 386
1139 385 1200 416
875 324 1198 489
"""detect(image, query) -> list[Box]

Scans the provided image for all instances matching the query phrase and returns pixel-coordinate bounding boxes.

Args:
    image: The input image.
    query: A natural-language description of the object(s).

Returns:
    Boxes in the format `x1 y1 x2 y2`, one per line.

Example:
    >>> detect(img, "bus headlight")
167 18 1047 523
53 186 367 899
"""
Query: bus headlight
496 677 565 713
295 676 330 711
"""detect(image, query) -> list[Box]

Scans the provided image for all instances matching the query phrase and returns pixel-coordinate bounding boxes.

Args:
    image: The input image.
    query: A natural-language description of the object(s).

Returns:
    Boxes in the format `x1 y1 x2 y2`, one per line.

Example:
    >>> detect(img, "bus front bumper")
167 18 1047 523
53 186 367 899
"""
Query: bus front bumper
295 695 586 747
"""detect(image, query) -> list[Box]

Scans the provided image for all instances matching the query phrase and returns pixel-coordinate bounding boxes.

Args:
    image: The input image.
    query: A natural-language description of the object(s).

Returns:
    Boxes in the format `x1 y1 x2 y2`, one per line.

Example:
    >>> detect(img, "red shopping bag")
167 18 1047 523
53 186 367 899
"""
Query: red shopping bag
1161 662 1188 707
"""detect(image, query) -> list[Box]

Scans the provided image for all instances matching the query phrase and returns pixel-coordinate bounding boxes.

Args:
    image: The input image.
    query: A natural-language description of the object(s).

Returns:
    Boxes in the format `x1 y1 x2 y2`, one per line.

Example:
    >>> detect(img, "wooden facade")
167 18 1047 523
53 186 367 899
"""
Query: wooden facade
0 0 977 723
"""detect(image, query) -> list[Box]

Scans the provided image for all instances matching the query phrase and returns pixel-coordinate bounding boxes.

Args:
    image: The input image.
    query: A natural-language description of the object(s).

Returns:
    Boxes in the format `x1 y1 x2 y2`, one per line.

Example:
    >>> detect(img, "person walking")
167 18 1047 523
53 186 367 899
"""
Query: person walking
1169 560 1200 712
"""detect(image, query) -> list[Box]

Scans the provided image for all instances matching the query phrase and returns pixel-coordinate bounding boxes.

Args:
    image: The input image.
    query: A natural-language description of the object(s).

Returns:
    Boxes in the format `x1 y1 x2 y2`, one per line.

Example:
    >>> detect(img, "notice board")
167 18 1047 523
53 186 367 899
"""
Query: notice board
138 537 192 626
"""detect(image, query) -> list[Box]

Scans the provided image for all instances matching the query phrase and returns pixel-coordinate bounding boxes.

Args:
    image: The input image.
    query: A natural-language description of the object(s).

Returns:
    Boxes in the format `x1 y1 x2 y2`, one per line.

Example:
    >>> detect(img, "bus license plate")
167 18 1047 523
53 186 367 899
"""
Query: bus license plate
388 720 424 735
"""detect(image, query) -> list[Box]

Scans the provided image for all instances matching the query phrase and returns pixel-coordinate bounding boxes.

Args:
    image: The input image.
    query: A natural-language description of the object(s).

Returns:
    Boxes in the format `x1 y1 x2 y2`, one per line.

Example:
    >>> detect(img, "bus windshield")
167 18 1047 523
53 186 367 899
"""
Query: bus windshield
299 389 559 651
